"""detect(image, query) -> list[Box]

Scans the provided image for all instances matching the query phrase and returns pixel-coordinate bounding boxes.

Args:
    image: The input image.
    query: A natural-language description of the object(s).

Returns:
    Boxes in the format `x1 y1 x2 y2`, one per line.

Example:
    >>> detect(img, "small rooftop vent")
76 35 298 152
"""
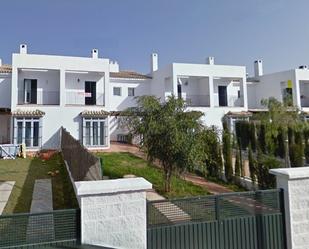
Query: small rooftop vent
299 65 308 70
92 49 99 59
20 44 27 54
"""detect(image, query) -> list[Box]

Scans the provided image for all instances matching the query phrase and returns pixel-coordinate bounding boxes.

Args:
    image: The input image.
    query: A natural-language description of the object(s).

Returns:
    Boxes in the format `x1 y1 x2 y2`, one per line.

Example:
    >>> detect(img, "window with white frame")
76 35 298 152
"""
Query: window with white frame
14 117 42 147
82 118 107 146
113 87 121 96
128 87 135 96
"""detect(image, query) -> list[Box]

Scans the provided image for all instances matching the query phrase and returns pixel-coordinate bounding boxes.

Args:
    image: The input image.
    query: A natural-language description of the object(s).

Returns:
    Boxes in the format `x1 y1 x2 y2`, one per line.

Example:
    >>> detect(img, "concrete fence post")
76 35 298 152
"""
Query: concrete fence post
74 177 152 249
270 167 309 249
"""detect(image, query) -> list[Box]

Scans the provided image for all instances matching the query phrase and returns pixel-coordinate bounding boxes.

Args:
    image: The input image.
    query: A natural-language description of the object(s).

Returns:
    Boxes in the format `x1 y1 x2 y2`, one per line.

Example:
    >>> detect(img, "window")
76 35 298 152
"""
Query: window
83 118 107 147
128 87 135 97
238 90 241 98
113 87 121 96
24 79 37 104
14 118 42 147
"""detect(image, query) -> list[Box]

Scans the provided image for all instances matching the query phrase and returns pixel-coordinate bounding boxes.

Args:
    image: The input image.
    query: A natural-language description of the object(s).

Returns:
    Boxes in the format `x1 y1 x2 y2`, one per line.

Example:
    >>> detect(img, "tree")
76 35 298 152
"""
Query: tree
197 127 222 178
248 145 256 183
256 152 281 189
123 95 205 192
258 97 302 167
222 120 233 181
234 145 241 177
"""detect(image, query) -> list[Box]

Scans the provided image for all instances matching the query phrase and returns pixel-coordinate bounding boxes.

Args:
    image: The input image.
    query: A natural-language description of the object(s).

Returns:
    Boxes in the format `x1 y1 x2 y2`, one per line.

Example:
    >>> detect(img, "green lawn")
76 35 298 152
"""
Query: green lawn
97 152 209 198
0 153 78 214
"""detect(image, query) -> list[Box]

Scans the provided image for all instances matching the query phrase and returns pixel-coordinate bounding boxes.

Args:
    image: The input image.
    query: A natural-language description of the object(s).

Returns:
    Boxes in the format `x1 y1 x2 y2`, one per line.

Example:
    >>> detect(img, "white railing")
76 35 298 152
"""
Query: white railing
184 95 210 107
18 90 60 105
66 90 104 106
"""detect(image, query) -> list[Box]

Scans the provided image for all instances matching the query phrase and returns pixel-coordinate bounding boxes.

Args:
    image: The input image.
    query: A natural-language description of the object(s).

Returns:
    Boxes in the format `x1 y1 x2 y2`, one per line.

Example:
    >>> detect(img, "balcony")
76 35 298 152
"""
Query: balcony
184 95 210 107
18 90 60 105
66 90 104 106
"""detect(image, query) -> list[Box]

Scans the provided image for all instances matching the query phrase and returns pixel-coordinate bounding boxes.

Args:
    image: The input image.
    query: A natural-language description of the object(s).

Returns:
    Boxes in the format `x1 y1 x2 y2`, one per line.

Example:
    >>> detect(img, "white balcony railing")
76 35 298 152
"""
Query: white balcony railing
18 90 60 105
184 95 210 107
66 90 104 106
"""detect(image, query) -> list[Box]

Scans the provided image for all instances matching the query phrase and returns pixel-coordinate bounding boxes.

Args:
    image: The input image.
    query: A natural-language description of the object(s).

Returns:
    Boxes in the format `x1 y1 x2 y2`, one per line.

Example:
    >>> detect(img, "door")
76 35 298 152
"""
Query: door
24 79 37 104
177 84 182 99
85 81 96 105
218 86 227 106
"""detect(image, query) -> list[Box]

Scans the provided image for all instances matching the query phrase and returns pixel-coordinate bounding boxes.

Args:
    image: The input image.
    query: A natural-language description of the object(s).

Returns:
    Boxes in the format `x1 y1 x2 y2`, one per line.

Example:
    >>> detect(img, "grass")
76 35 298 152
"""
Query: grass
97 152 209 199
0 153 78 214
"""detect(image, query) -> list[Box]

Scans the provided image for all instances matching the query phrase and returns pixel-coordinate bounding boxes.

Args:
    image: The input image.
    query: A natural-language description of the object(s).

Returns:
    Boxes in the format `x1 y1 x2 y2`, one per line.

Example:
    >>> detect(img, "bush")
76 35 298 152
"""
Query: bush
289 144 304 167
256 151 281 189
248 145 256 183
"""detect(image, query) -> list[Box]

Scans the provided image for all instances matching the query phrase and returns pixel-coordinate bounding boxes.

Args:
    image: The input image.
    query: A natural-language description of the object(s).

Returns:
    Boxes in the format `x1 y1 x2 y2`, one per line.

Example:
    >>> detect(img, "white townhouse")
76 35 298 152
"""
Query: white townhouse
248 60 309 115
150 55 248 128
0 45 248 151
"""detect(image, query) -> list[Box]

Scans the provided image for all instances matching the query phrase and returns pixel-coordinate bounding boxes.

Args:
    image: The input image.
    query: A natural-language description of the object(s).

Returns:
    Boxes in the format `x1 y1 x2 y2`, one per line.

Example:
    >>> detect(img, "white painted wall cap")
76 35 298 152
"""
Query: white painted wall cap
74 177 152 196
270 167 309 180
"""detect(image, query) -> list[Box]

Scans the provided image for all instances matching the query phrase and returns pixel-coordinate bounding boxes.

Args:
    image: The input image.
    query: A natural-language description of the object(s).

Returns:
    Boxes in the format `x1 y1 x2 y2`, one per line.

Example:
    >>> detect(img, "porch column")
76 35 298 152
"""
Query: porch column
208 76 214 107
60 69 66 107
294 76 301 109
75 178 152 249
241 78 248 109
270 167 309 249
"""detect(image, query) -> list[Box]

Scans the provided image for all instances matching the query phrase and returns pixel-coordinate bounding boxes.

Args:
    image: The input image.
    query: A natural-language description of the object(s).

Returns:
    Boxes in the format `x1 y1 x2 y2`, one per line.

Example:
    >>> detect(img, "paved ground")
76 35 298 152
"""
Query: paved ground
30 179 53 213
0 181 15 214
105 142 232 194
27 179 54 243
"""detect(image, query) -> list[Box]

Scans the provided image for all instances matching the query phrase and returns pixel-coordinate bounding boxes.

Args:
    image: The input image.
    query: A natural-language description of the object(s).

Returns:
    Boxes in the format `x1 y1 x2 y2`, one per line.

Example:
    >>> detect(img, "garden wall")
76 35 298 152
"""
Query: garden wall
60 127 102 181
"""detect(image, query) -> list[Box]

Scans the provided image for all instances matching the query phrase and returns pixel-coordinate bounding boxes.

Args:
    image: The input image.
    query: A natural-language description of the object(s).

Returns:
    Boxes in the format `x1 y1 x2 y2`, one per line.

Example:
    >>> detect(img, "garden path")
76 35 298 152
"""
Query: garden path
0 181 15 214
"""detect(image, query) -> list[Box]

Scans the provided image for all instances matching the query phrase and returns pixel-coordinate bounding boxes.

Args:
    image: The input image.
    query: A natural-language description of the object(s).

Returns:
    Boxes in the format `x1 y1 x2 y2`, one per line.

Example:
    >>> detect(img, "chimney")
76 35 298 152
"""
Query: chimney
92 49 99 59
254 60 263 77
206 56 215 65
151 53 158 72
20 44 27 54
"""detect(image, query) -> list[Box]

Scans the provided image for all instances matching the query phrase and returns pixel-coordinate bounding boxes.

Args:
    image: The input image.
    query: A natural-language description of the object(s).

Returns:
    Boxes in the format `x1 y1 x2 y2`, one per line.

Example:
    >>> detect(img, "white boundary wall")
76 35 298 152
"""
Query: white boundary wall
74 178 152 249
270 167 309 249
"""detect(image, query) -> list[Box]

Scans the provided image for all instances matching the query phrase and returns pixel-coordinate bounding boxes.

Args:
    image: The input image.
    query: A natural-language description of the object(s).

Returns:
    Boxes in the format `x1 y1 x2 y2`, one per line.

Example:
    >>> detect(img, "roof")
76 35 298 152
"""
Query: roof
12 109 45 117
0 65 12 74
80 110 110 118
225 111 252 117
110 71 151 79
0 65 150 80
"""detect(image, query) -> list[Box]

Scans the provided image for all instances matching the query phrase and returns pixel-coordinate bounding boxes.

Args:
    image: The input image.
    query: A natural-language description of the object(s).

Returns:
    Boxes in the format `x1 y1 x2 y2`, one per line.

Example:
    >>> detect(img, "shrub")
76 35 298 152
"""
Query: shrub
248 145 256 183
256 150 281 189
289 144 304 167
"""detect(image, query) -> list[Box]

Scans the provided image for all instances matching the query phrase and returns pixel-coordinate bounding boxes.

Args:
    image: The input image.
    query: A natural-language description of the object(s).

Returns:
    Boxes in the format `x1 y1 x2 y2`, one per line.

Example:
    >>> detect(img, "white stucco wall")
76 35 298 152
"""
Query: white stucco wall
109 78 151 111
75 178 152 249
247 70 297 109
270 167 309 249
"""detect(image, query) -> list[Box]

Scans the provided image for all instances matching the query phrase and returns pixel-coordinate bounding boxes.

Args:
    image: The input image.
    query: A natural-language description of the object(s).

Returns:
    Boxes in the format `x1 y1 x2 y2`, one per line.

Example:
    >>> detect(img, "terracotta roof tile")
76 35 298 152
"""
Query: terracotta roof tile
110 71 151 79
80 110 110 118
12 109 45 117
0 65 12 74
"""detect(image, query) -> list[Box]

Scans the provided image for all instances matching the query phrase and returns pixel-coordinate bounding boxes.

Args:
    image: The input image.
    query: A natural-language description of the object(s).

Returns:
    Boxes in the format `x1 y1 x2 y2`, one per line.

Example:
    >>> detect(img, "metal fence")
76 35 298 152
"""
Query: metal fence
0 209 80 249
147 189 286 249
61 127 102 181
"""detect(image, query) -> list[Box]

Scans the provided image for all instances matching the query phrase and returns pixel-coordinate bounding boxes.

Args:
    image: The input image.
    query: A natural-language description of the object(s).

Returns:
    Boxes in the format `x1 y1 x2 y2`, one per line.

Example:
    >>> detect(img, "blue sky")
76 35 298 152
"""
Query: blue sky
1 0 309 75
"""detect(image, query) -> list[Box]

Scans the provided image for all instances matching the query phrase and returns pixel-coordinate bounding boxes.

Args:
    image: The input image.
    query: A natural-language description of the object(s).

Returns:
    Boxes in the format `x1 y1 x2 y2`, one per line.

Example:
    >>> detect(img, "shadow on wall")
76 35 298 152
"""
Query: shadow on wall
42 128 61 150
